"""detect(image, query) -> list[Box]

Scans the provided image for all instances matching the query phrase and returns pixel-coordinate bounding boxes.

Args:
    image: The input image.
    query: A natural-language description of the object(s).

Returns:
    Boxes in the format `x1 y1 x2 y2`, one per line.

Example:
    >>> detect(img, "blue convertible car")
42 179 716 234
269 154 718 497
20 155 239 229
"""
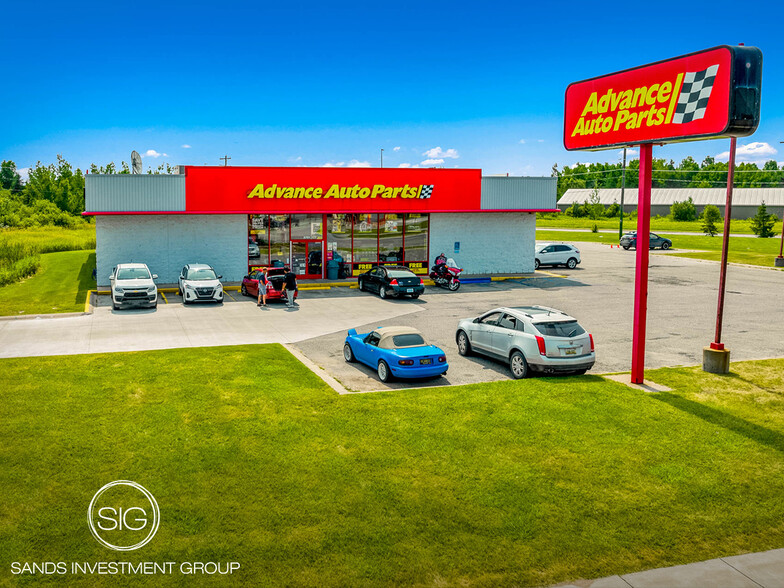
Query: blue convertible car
344 326 448 382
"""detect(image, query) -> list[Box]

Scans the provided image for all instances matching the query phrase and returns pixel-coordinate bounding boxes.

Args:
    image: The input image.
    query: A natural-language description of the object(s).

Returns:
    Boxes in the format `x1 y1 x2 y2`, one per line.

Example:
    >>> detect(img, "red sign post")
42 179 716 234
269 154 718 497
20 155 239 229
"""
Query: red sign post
564 45 761 383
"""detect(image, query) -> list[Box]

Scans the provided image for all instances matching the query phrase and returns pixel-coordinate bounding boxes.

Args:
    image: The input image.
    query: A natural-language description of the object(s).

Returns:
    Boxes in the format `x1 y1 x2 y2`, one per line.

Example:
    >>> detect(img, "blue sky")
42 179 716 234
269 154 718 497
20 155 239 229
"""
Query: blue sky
2 1 783 178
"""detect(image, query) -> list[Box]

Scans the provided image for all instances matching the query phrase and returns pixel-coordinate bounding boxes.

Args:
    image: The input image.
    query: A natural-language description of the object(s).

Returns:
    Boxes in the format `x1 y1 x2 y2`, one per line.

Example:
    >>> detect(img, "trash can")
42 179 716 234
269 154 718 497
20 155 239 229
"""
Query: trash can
327 260 339 280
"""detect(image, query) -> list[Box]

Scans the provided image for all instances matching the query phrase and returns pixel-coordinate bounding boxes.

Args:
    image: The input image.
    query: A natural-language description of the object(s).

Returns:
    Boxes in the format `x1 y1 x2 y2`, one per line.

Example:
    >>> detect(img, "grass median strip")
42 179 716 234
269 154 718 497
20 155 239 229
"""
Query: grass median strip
0 249 95 316
2 346 784 586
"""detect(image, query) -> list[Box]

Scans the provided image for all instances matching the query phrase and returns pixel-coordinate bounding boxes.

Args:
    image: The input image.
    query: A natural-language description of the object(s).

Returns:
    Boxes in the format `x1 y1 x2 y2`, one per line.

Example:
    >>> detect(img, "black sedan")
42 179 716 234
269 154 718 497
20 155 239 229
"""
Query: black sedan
620 231 672 250
357 266 425 299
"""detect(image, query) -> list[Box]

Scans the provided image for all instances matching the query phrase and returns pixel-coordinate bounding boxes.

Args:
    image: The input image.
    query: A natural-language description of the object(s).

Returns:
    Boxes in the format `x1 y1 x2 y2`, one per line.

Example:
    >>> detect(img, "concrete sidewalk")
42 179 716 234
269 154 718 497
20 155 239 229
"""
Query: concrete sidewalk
557 548 784 588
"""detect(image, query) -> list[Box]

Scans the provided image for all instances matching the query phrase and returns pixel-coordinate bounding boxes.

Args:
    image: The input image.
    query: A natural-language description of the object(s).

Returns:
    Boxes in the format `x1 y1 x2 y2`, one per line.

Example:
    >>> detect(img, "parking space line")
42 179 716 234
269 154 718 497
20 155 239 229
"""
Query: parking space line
534 270 568 278
159 292 168 304
223 290 236 301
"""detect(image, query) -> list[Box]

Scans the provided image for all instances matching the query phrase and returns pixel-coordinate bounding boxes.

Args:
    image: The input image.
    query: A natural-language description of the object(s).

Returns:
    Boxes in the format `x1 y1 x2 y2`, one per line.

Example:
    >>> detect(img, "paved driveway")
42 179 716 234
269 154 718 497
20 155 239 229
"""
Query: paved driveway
294 243 784 391
2 243 782 394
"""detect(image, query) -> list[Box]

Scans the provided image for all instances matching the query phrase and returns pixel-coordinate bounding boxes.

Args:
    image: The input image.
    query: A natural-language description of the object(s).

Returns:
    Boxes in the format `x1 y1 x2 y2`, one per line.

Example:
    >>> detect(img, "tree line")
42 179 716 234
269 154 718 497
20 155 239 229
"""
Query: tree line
552 156 784 199
0 158 176 228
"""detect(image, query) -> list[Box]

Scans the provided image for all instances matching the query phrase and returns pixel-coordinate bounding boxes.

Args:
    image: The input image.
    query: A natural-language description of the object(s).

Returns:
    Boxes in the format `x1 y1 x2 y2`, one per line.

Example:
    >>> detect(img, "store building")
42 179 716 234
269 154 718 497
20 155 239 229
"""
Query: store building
85 167 556 287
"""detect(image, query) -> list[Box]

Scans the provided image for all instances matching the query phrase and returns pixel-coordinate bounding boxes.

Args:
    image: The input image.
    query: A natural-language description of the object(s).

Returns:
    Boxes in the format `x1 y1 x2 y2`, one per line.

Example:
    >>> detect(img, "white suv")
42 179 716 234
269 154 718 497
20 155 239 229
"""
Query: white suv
109 263 158 310
178 264 224 304
456 306 595 379
534 242 581 270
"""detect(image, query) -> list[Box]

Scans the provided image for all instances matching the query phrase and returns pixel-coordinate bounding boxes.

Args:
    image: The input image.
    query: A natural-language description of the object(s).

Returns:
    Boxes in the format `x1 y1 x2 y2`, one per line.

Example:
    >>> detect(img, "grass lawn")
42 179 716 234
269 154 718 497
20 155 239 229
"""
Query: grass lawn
0 250 95 315
2 345 784 586
537 230 784 268
536 215 758 235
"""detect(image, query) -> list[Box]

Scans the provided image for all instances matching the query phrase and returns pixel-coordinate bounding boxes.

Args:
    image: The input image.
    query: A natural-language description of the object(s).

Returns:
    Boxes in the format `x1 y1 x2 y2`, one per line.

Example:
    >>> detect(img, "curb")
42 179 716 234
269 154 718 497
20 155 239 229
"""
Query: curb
282 344 351 395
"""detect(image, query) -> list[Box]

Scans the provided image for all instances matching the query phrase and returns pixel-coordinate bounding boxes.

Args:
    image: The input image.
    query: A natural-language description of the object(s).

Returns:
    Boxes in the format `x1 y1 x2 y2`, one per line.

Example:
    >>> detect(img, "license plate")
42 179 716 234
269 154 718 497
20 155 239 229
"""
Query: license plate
564 348 577 356
406 288 413 292
420 358 432 364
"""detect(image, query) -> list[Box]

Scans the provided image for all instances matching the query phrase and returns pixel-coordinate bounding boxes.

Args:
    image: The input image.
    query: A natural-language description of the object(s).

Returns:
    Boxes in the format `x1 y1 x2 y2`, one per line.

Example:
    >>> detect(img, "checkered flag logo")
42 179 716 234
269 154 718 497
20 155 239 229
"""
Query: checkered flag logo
419 185 434 199
672 64 719 124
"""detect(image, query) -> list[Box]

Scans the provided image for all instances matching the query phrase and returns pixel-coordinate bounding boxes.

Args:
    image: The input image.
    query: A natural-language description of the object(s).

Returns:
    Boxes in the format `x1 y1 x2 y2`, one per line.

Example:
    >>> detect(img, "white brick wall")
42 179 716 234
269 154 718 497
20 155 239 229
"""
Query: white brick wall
429 213 535 274
96 215 247 286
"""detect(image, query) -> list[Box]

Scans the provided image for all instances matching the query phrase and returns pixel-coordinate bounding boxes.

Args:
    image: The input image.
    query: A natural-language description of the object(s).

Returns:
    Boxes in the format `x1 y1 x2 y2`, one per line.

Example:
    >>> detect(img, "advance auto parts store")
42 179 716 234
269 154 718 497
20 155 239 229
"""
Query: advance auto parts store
85 167 556 287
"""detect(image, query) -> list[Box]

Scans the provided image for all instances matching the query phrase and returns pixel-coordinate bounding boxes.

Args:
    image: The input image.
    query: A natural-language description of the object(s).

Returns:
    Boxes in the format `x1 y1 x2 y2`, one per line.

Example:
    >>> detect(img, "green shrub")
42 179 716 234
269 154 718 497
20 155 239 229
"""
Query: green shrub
670 197 697 221
750 202 777 238
701 205 722 237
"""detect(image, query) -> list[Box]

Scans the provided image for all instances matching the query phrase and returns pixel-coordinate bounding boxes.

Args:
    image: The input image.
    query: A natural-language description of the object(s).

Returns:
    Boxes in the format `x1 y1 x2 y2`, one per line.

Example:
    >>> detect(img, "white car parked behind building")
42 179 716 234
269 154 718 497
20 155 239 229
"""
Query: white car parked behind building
534 242 581 270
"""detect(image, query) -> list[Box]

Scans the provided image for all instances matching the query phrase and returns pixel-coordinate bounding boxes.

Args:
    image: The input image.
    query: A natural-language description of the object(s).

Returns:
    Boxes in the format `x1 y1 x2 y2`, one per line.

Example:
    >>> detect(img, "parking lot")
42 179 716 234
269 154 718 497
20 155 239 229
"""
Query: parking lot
2 243 783 392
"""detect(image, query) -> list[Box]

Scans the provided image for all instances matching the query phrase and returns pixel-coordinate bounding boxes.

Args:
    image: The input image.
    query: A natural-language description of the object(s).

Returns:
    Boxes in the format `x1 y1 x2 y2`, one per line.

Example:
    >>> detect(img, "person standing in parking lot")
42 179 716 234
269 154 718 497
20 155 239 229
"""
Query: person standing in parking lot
282 266 298 307
256 268 268 308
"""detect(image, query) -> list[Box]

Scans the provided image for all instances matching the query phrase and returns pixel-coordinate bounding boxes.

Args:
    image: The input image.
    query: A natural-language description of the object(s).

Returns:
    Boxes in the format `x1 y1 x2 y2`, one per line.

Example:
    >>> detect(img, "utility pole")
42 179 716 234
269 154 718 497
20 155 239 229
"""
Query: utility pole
380 149 384 168
777 142 784 267
619 147 627 240
220 155 231 166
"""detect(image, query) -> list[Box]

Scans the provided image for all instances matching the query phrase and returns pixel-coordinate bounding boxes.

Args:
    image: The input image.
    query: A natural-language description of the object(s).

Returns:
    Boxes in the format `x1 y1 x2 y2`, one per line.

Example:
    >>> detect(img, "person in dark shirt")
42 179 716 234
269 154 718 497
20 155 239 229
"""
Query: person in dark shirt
282 267 298 307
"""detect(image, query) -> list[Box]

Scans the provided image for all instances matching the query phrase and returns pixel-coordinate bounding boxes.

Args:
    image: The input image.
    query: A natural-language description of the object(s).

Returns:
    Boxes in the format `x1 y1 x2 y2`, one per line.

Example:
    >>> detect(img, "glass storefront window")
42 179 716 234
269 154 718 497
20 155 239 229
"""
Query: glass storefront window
379 213 403 263
290 214 323 240
404 213 428 262
269 215 290 267
353 214 378 264
248 215 270 266
327 214 353 279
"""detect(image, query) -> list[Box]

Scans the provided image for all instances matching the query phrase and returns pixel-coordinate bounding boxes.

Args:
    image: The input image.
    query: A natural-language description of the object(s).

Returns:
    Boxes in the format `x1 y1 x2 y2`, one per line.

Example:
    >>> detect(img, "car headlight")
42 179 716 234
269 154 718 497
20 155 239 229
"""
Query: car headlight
148 286 156 293
114 287 123 293
185 283 195 290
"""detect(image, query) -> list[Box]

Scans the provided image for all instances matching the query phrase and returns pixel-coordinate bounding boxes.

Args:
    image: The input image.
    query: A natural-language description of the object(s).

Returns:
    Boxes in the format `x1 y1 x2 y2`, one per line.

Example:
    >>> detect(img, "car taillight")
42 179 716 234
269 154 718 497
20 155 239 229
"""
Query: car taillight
398 359 414 366
535 336 546 355
589 334 594 352
438 356 446 363
418 278 423 285
389 279 398 285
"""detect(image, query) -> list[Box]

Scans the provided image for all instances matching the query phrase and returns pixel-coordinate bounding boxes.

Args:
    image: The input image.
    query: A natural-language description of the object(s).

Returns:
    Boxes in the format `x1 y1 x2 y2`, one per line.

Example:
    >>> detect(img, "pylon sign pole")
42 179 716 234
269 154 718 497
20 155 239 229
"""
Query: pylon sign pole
631 144 653 383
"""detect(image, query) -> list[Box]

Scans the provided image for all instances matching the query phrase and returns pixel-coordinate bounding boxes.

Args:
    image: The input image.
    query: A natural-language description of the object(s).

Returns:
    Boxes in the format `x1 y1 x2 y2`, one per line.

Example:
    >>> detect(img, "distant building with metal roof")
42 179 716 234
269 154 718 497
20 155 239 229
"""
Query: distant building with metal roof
558 188 784 219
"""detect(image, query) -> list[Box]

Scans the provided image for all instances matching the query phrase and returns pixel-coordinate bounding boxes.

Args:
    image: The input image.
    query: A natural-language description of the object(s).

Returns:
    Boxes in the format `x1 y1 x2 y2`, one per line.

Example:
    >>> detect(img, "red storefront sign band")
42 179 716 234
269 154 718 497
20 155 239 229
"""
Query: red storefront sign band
564 45 762 383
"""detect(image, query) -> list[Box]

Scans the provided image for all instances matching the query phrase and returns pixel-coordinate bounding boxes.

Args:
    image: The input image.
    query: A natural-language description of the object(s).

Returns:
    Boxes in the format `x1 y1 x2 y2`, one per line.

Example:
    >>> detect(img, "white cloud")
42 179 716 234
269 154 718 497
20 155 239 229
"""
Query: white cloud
519 139 526 144
423 147 459 159
537 139 545 143
393 146 401 152
618 148 639 159
421 158 444 166
17 167 30 182
321 159 370 168
398 163 412 168
181 144 191 149
716 141 778 162
143 149 167 158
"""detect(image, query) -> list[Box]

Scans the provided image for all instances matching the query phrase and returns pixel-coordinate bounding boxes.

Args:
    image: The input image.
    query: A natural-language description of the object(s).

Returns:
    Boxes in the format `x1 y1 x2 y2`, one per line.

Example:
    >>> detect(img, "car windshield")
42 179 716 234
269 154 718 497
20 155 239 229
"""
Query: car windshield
187 268 217 280
387 270 415 278
534 320 586 337
392 334 425 347
117 268 150 280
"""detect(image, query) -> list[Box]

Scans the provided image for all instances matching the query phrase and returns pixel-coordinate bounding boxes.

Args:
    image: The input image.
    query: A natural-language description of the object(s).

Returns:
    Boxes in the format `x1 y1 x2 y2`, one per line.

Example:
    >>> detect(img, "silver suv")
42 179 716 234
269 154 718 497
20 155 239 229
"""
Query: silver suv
534 242 581 270
456 306 595 379
110 263 158 310
178 264 224 304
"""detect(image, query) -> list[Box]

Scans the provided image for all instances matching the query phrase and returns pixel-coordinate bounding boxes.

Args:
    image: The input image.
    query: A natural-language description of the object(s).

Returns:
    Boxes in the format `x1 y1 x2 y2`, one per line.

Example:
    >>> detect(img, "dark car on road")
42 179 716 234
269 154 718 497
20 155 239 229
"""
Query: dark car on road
620 231 672 250
357 266 424 299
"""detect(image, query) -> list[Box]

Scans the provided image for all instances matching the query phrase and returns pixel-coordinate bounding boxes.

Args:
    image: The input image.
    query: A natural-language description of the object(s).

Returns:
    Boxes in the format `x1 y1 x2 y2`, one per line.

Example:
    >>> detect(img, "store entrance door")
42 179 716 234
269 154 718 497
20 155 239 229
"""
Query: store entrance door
291 240 323 278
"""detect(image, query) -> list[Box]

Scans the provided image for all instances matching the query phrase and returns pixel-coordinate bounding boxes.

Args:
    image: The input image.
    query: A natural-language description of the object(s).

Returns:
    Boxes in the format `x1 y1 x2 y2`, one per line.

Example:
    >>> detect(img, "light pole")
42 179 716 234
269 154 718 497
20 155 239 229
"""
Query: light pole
777 142 784 267
619 147 627 240
380 149 384 168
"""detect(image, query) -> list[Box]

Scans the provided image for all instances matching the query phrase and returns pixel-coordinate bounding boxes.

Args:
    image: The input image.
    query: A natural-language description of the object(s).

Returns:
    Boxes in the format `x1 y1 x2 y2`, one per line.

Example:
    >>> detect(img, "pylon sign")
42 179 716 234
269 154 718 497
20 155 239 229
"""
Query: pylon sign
564 45 762 151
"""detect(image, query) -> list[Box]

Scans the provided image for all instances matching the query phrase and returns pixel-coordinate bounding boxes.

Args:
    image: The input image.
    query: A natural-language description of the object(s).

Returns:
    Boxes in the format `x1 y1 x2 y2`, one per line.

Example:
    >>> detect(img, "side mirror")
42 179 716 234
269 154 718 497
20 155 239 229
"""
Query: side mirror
108 275 113 280
243 275 249 280
217 275 223 280
152 274 158 280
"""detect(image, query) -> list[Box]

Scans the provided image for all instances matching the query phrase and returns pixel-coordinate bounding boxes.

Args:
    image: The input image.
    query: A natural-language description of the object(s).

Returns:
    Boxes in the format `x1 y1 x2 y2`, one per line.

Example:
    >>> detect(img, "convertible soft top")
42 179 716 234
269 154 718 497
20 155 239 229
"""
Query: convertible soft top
375 326 427 349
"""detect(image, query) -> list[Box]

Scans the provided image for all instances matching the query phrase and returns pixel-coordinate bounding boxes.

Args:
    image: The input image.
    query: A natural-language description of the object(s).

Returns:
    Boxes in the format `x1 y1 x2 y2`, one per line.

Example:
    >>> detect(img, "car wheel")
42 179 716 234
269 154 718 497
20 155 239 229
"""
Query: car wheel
457 330 472 356
622 245 630 250
567 257 577 269
112 302 120 311
379 286 388 299
662 242 670 250
534 259 540 270
152 302 158 309
343 343 355 363
240 284 248 296
448 280 460 291
358 279 365 291
509 350 529 379
378 360 392 382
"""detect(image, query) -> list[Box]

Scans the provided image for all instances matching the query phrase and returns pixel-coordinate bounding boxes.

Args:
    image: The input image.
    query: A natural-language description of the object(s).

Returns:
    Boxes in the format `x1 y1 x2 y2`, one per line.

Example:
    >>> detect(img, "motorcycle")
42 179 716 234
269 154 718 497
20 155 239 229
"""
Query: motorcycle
429 257 462 291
